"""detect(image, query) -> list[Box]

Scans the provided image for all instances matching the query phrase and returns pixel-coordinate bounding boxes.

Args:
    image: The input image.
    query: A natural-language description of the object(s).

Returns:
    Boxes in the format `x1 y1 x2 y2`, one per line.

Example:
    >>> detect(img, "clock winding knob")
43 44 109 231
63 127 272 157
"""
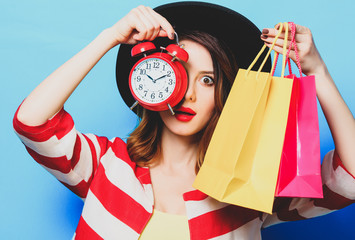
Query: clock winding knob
131 42 156 57
166 44 189 62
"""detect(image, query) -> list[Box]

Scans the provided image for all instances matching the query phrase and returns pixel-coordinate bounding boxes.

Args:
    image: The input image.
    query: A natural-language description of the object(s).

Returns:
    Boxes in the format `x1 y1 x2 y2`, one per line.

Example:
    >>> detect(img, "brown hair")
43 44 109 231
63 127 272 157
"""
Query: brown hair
126 31 238 172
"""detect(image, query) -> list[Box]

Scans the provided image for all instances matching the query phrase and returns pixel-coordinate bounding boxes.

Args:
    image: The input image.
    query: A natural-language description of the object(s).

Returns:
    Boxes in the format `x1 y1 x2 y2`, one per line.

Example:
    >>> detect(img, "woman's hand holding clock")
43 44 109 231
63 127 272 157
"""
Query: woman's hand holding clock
109 5 175 46
17 5 175 126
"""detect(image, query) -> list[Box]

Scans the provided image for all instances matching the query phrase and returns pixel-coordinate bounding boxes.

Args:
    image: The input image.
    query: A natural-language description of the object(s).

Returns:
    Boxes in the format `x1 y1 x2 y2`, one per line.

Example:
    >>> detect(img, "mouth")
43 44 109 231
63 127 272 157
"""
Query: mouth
175 106 196 115
174 106 196 122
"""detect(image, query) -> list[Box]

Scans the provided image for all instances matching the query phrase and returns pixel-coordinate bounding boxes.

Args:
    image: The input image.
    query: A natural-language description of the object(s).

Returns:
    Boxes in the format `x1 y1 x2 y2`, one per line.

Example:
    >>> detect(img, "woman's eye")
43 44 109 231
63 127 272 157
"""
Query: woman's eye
200 76 214 85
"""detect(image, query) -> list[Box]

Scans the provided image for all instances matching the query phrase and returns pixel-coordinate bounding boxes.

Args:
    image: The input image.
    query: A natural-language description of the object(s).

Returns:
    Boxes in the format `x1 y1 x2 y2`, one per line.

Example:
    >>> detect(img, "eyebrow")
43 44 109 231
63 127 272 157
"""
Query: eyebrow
199 71 214 75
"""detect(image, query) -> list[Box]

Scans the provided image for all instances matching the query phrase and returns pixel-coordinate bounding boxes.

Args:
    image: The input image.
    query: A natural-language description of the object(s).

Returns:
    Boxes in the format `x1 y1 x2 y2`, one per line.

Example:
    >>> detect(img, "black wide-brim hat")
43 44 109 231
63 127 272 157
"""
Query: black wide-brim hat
116 1 271 112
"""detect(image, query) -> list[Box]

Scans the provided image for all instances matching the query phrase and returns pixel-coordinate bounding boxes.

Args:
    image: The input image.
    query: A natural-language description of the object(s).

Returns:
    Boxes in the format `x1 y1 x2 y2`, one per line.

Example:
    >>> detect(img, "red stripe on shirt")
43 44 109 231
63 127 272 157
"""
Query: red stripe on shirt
333 150 355 179
75 216 104 240
110 138 136 170
277 208 306 221
90 163 152 234
83 134 98 183
189 205 261 240
109 138 151 184
95 136 150 185
13 107 74 142
62 180 90 199
272 198 306 221
95 135 110 159
24 134 82 174
71 135 82 170
26 147 71 174
136 167 151 185
183 190 208 201
314 185 355 210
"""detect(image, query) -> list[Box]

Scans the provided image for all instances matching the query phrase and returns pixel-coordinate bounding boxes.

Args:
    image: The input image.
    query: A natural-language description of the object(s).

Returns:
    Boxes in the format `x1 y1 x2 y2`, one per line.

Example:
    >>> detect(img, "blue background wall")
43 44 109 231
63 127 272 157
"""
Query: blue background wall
1 0 354 239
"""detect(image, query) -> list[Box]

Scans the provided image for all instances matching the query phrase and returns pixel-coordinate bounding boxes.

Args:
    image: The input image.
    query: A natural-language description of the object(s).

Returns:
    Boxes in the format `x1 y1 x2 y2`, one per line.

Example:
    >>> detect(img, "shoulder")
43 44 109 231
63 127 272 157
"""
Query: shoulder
102 137 140 171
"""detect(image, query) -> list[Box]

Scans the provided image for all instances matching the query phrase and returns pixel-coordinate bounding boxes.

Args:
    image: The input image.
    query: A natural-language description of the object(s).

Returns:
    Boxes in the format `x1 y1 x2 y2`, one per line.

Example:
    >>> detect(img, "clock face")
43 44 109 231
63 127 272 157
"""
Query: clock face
130 57 176 104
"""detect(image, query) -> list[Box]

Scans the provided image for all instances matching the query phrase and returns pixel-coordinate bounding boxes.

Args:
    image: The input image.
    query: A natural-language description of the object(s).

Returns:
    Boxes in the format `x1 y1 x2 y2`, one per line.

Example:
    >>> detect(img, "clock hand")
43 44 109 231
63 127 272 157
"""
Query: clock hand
146 74 154 82
154 74 168 82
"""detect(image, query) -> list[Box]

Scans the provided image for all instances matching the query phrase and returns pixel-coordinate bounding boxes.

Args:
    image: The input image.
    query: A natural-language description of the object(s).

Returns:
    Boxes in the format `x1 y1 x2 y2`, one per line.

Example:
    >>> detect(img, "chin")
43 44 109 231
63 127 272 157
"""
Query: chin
169 126 198 137
159 112 208 139
161 122 200 137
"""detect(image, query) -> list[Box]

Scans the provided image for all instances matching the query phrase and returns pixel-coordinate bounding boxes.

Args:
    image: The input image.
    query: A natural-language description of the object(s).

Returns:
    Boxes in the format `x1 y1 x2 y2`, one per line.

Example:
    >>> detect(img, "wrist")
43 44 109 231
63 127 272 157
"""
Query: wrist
99 28 122 49
305 60 328 78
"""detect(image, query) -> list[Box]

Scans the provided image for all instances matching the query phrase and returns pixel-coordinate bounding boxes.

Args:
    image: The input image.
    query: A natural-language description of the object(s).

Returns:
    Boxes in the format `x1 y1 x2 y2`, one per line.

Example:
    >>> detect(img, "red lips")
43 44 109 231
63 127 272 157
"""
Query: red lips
174 106 196 122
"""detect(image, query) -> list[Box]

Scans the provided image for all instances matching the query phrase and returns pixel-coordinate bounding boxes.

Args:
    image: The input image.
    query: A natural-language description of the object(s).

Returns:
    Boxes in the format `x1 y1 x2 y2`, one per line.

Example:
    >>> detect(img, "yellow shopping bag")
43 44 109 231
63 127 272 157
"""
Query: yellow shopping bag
194 23 293 213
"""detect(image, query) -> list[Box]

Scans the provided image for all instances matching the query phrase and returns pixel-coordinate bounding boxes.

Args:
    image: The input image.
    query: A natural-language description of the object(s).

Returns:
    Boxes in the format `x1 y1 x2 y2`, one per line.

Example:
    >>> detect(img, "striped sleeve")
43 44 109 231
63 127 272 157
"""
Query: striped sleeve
183 191 263 240
13 107 110 199
263 150 355 228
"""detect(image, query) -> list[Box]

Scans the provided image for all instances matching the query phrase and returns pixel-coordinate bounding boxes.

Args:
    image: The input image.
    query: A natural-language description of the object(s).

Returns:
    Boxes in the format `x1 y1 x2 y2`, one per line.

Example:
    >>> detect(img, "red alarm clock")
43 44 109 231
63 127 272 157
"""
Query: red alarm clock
128 33 188 115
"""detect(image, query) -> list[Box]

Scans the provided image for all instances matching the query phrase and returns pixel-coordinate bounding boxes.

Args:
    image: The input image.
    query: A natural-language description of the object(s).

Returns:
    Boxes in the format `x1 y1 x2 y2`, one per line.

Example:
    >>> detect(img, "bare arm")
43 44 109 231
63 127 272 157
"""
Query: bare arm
17 6 174 126
261 23 355 176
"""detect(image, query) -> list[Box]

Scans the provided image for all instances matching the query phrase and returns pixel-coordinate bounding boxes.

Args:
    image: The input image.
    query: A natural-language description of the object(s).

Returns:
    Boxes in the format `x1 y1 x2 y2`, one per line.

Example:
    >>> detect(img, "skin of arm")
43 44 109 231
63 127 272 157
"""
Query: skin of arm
261 23 355 176
17 6 174 126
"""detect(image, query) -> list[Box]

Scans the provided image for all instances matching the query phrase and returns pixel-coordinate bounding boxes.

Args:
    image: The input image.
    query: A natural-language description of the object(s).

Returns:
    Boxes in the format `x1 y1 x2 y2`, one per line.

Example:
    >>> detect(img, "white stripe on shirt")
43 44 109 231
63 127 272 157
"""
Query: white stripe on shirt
82 189 140 240
101 149 153 213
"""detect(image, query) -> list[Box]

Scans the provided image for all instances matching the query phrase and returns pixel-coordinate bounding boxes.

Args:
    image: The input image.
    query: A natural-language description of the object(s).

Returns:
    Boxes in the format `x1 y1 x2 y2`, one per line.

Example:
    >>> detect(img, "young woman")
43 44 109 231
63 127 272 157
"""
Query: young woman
13 2 355 239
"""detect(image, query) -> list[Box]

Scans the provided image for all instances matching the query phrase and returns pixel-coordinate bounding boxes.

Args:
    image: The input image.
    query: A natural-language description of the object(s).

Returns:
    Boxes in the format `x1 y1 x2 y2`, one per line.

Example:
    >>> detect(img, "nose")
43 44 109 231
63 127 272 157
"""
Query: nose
184 75 196 102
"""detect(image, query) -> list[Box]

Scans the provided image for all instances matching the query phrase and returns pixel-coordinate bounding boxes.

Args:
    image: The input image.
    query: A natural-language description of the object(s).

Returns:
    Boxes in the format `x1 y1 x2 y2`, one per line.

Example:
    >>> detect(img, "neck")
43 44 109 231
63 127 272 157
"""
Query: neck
156 125 198 173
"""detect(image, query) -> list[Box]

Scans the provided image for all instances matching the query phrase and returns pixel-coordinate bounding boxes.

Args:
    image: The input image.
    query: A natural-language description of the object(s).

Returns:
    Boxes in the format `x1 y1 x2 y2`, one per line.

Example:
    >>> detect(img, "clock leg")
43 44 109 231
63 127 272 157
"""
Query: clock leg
130 100 139 110
167 103 175 115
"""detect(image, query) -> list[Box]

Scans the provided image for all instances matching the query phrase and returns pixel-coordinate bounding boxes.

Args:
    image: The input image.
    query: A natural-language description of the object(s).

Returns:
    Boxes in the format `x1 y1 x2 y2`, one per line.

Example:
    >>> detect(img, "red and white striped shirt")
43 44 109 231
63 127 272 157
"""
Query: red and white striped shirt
13 108 355 240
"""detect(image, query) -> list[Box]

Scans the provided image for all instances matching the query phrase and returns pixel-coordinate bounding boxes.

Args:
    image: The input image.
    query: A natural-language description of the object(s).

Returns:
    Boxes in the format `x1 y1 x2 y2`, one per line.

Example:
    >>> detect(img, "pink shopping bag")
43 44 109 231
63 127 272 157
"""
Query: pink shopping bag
275 22 323 198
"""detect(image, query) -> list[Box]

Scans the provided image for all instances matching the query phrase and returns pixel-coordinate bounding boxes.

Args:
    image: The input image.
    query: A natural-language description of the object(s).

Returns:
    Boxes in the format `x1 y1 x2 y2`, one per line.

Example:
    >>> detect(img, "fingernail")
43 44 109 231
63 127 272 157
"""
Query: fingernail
262 29 269 34
261 35 267 39
170 32 175 39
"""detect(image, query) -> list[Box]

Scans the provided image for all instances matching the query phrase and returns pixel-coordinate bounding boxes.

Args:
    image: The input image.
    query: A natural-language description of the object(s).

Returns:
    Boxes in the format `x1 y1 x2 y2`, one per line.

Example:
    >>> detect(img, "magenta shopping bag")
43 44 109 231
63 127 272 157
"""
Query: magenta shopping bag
275 74 323 198
275 22 323 198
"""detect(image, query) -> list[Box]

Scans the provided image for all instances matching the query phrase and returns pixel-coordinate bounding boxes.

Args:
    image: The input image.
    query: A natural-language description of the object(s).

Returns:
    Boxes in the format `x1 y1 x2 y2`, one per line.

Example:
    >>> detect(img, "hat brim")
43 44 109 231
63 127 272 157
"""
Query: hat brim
116 1 271 111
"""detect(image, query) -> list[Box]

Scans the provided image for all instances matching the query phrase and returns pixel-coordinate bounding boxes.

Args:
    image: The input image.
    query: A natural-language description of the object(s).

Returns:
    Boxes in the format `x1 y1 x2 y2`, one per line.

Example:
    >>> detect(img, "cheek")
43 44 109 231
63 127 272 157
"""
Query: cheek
207 96 215 111
206 101 215 120
200 89 216 119
205 88 216 111
159 110 171 124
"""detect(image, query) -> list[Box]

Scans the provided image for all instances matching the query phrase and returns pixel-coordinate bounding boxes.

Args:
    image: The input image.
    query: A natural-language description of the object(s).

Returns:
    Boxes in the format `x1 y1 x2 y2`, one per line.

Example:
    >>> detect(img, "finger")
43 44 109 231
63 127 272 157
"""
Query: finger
145 7 168 41
262 24 311 43
130 33 141 44
136 6 161 41
126 8 149 41
261 35 294 51
262 27 292 41
149 8 175 39
264 42 291 55
131 19 148 41
262 29 310 45
264 42 296 62
294 23 312 35
156 28 169 38
134 7 156 40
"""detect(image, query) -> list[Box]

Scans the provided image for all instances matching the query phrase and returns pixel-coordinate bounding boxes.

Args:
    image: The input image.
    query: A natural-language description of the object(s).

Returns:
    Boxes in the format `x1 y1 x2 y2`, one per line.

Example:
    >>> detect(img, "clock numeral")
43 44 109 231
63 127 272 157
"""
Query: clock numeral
165 87 169 92
159 92 163 98
151 93 155 99
138 84 143 90
140 69 146 75
136 76 141 82
153 62 160 68
144 90 148 97
162 65 166 71
168 79 173 85
146 63 151 69
167 71 171 77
